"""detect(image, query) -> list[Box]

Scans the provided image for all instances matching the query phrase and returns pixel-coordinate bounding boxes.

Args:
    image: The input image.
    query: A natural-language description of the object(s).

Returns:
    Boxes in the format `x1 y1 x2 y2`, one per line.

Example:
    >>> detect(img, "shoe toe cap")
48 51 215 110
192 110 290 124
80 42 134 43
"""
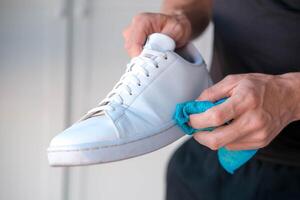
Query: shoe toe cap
49 115 118 148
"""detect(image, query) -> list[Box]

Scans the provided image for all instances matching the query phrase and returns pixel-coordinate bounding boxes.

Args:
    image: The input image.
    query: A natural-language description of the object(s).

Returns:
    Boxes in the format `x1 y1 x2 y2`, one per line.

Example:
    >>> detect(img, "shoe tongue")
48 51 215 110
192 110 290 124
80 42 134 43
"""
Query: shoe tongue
143 33 176 52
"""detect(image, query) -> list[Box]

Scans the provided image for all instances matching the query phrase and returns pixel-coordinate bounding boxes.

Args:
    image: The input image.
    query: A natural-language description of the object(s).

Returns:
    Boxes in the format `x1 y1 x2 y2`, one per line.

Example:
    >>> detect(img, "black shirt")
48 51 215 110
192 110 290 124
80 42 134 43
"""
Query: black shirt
211 0 300 165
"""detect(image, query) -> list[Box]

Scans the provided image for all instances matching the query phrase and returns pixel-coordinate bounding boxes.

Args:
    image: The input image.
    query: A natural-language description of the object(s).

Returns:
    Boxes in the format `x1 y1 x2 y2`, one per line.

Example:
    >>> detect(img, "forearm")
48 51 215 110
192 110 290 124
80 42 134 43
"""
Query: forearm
161 0 212 39
279 72 300 121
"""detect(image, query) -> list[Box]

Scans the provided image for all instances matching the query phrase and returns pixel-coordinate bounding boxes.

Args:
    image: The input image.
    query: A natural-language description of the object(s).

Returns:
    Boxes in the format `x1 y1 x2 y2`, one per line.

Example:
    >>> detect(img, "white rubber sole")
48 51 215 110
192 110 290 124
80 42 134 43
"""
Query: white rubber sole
47 125 184 167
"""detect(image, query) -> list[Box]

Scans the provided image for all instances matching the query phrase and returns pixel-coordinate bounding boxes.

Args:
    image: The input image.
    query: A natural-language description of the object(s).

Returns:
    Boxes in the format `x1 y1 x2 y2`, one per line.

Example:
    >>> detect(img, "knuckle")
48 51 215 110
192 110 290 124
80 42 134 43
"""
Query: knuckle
193 133 202 143
225 74 237 82
132 13 148 23
252 117 264 129
255 131 268 143
156 13 167 24
168 17 177 24
201 88 212 99
209 110 224 125
122 28 129 38
246 90 259 107
263 112 272 125
174 23 184 33
189 115 200 129
208 137 220 150
253 113 268 129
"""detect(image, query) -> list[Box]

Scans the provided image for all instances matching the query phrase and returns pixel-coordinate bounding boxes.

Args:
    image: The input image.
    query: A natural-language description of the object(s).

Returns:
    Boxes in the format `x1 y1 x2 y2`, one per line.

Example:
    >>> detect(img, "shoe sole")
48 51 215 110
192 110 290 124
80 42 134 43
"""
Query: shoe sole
47 125 184 166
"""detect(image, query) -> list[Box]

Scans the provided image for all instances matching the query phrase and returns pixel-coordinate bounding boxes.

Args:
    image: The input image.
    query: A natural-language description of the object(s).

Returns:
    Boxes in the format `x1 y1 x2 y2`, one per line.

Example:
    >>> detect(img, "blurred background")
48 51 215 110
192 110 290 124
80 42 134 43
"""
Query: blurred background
0 0 213 199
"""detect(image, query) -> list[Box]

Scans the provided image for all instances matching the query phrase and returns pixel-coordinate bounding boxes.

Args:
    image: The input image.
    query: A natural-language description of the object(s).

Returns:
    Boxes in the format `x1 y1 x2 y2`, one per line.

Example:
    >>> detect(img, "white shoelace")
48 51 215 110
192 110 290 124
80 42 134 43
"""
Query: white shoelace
80 49 168 120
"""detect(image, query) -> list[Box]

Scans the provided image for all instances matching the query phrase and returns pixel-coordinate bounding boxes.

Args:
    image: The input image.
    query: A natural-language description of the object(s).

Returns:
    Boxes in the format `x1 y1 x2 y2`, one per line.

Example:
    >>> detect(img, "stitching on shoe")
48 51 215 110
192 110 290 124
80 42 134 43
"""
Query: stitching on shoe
48 123 179 153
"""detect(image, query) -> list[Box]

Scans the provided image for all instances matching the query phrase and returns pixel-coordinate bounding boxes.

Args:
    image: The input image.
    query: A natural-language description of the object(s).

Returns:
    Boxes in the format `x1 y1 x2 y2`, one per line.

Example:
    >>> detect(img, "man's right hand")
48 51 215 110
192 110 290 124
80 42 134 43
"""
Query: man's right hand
123 13 192 57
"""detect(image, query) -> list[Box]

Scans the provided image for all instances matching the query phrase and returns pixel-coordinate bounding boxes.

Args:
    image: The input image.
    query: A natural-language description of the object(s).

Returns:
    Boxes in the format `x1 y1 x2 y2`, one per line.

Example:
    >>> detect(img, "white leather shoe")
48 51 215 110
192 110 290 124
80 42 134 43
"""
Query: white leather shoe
47 33 212 166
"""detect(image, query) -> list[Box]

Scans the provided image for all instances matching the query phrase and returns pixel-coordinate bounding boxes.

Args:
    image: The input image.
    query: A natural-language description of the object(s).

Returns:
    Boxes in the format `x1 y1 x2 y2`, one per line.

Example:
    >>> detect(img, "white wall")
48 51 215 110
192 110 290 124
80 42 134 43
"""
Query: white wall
0 0 213 199
0 1 66 200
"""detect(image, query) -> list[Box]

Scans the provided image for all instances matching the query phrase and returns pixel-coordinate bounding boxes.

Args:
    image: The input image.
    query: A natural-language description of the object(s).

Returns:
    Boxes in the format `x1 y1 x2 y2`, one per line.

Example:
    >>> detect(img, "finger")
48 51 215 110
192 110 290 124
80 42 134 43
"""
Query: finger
128 44 143 57
161 18 187 48
189 95 243 129
123 26 132 49
122 26 130 41
193 115 248 150
197 74 244 101
126 16 153 57
225 129 272 150
227 132 258 144
224 131 263 150
161 14 192 48
225 141 263 150
127 28 148 57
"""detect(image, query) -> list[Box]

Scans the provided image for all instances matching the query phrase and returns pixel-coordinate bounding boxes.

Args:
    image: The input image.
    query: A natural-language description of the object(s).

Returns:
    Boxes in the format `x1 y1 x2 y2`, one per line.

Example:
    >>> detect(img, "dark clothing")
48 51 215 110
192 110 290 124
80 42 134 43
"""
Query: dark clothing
166 139 300 200
167 0 300 199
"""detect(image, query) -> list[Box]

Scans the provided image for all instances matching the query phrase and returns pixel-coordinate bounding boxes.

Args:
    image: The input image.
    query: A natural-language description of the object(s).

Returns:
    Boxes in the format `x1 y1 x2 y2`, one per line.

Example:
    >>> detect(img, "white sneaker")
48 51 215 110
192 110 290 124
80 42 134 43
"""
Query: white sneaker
47 33 212 166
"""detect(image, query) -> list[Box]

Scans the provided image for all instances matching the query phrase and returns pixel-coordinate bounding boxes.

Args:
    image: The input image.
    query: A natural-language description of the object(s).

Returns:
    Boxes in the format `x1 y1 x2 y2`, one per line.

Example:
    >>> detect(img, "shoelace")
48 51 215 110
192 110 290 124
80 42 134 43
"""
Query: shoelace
80 49 168 120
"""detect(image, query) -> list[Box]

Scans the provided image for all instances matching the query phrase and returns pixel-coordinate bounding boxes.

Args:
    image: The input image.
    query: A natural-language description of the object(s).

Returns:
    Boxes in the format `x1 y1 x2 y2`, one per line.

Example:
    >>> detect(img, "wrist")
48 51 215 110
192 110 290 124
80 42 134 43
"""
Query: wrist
278 73 300 121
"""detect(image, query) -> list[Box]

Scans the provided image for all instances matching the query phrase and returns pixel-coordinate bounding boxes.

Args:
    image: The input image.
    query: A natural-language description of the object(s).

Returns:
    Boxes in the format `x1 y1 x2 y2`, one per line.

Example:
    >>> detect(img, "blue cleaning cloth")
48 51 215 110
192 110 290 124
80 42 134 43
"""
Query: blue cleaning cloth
173 99 257 174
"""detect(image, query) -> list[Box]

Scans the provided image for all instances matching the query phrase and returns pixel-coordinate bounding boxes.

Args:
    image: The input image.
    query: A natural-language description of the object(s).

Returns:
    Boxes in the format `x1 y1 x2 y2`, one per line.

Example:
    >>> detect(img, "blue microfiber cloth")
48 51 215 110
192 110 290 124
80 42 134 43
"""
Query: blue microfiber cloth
173 99 257 174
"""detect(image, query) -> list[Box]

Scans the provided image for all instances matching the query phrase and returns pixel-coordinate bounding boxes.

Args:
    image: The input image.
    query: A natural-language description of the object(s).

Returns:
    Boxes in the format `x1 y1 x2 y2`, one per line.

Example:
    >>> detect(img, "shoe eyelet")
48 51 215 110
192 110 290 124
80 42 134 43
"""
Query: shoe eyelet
164 55 168 60
138 83 141 86
156 64 159 68
146 74 150 77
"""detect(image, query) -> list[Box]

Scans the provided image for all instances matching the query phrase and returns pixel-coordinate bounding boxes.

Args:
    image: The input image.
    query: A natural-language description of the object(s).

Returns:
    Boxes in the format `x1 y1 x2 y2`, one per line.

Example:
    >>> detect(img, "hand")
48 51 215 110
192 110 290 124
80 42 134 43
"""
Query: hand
189 73 300 150
123 12 192 57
